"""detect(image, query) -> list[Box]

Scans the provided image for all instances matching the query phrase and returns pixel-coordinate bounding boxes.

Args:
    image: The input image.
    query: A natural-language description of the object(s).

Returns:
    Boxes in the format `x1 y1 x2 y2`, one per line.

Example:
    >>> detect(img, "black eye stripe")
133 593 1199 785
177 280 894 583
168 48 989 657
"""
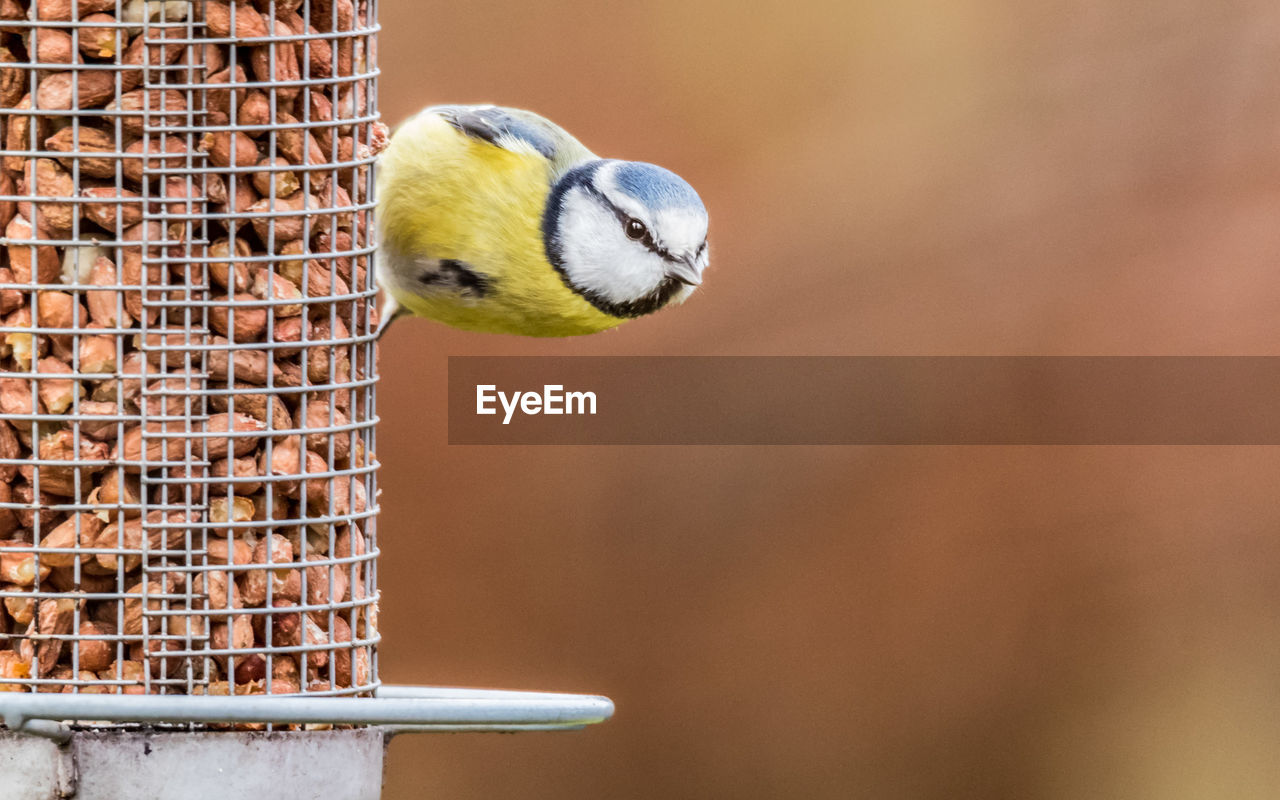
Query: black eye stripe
579 182 678 263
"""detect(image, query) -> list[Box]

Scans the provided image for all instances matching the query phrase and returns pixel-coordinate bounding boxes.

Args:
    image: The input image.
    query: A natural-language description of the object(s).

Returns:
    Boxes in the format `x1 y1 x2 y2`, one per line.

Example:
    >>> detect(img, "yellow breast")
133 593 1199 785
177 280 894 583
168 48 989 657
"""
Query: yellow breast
376 112 623 337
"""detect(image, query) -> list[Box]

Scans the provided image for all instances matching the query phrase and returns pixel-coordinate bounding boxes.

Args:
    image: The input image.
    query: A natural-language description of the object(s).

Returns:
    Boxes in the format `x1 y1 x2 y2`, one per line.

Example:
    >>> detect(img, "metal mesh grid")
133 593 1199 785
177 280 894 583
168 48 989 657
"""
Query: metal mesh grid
0 0 382 711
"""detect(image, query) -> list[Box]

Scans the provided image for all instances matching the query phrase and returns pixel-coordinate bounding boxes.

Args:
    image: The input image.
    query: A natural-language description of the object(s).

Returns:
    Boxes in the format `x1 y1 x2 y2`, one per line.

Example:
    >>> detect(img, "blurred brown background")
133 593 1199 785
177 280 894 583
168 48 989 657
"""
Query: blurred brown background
374 2 1280 798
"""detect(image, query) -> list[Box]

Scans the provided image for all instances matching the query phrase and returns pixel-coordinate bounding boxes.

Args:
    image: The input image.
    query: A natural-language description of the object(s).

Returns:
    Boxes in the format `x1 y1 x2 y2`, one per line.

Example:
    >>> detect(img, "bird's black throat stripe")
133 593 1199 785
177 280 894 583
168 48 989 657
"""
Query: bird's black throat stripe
542 162 685 319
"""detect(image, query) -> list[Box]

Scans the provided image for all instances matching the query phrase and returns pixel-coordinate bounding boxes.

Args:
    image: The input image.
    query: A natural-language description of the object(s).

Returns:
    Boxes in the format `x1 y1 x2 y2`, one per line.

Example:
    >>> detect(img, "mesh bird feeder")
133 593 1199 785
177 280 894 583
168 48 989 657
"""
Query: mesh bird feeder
0 1 610 794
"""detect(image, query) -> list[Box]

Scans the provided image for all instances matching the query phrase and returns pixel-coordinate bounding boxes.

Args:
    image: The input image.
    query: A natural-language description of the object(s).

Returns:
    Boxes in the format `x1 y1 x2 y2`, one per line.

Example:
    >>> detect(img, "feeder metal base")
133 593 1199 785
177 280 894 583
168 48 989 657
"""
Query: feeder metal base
0 729 385 800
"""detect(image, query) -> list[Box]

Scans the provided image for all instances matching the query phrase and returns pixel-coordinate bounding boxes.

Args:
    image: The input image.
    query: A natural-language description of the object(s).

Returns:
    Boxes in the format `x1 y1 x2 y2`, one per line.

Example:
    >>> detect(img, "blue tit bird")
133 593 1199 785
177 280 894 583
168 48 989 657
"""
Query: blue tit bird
375 105 709 337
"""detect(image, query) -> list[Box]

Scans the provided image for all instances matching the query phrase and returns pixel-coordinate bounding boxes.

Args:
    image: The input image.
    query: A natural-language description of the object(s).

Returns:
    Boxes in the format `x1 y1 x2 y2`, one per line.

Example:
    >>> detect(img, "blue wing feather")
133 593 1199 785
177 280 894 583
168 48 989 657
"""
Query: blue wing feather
431 105 559 159
427 105 595 179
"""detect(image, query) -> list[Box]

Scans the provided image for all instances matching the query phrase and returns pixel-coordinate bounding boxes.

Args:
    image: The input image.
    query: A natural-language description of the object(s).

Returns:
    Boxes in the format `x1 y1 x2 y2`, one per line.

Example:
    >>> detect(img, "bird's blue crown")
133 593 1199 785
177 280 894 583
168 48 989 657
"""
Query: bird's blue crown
613 161 706 213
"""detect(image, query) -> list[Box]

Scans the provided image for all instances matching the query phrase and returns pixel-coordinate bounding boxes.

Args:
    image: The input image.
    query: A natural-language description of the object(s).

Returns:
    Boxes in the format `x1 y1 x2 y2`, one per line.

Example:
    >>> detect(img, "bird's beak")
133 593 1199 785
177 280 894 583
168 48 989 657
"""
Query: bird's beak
667 255 703 287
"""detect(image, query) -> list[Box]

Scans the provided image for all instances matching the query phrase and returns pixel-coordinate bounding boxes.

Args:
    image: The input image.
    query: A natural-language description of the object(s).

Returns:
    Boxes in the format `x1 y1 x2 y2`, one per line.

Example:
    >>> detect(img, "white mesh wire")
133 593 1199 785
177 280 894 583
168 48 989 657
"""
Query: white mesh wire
0 0 382 710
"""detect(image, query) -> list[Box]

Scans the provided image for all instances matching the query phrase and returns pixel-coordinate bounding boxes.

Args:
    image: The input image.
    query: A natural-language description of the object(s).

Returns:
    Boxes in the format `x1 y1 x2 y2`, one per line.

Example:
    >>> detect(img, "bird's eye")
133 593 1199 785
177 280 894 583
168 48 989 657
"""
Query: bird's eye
625 218 648 241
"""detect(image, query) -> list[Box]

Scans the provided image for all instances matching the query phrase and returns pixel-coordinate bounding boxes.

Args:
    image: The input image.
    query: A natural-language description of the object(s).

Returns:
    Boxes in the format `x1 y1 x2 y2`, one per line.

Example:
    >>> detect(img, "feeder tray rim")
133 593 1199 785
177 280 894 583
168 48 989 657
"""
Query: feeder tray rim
0 684 616 741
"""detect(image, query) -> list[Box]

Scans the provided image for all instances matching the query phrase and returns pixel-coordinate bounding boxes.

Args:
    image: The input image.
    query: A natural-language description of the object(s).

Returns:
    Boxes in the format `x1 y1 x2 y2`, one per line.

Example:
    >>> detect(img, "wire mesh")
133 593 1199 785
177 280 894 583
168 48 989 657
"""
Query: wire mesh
0 0 382 713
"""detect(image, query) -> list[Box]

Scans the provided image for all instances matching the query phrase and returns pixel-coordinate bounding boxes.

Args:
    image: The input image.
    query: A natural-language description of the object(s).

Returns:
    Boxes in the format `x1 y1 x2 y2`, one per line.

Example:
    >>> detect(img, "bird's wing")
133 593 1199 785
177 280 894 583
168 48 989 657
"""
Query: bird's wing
429 105 595 179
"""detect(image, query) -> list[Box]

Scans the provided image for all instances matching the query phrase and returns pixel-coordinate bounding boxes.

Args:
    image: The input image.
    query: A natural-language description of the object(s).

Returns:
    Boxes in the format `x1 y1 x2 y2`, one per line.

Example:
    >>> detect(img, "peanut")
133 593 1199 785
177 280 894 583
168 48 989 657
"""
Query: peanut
205 412 268 459
250 268 303 317
267 315 310 357
34 355 82 414
251 156 300 198
107 88 188 135
94 510 190 572
76 400 124 440
262 436 302 497
209 455 262 496
0 480 15 536
37 512 103 568
0 172 14 235
6 214 62 283
209 613 254 672
204 0 268 39
77 12 121 58
210 495 254 525
199 129 260 169
35 69 116 110
76 620 115 671
206 338 278 385
44 126 120 179
208 387 292 435
35 597 75 674
304 554 347 607
0 651 32 692
31 0 116 21
120 17 186 68
121 136 188 184
28 28 75 64
0 44 22 107
275 112 325 166
208 236 252 292
79 334 116 374
193 567 240 614
209 293 268 340
205 63 247 117
0 378 39 430
93 466 141 508
249 191 317 243
0 546 49 585
248 20 301 103
236 90 271 127
18 159 78 234
26 427 108 496
82 186 145 231
3 308 38 371
3 93 34 174
208 536 254 567
101 659 146 694
239 532 292 607
3 595 35 627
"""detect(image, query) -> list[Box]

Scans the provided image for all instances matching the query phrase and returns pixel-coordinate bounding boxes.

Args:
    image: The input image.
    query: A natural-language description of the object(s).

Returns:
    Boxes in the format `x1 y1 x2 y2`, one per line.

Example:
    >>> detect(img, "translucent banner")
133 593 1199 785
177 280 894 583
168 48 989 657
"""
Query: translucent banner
447 357 1280 445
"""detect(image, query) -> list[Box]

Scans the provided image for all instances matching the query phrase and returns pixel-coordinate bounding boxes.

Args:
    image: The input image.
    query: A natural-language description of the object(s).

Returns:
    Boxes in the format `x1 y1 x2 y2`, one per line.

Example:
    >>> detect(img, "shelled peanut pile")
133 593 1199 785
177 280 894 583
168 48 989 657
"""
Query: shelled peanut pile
0 0 386 700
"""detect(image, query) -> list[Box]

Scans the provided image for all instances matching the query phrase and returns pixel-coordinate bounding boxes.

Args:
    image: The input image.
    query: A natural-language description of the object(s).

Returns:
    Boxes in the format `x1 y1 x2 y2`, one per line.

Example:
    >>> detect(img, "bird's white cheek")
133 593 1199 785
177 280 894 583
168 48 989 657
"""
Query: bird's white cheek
558 192 663 304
